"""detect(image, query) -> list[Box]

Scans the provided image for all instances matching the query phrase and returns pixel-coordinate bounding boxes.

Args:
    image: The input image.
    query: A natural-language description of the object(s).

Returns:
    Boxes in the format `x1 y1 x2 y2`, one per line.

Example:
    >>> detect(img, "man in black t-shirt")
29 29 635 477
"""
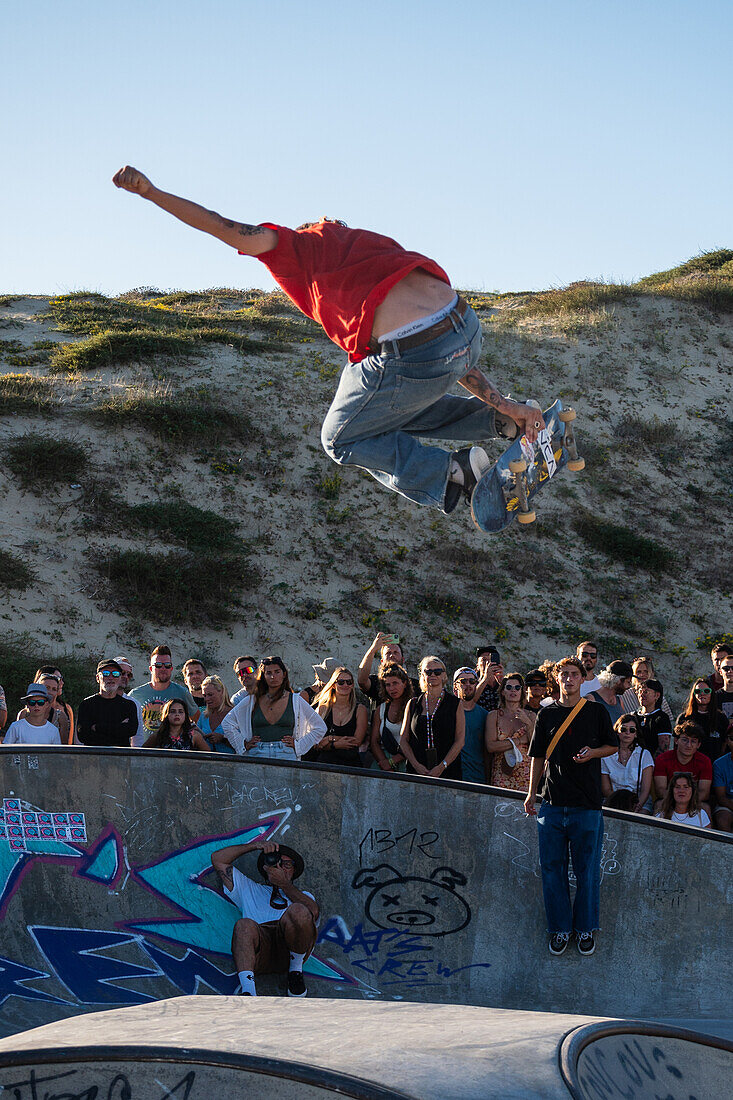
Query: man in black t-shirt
525 656 616 958
77 660 139 747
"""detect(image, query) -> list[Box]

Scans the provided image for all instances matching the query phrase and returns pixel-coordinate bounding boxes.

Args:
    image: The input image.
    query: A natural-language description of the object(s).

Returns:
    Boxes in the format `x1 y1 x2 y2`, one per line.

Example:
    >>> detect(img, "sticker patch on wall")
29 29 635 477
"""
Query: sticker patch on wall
0 799 87 851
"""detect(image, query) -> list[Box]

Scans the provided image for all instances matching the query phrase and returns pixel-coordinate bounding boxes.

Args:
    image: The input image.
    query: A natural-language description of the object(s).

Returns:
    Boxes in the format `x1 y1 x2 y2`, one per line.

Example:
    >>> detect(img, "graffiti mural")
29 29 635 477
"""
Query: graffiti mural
352 864 470 935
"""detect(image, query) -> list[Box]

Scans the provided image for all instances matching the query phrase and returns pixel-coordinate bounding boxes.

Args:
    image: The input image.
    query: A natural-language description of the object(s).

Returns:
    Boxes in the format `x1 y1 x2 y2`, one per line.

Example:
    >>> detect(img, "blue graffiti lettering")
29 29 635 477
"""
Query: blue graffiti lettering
30 927 160 1004
317 919 491 991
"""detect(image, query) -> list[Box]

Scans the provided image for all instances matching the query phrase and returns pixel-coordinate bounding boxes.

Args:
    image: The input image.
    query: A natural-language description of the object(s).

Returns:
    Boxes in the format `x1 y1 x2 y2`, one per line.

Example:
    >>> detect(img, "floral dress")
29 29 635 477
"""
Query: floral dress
490 709 532 791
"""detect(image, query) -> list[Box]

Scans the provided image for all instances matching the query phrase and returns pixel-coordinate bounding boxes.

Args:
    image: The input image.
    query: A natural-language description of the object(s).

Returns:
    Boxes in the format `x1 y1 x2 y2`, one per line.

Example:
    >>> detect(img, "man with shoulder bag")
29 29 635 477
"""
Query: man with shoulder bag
524 656 617 958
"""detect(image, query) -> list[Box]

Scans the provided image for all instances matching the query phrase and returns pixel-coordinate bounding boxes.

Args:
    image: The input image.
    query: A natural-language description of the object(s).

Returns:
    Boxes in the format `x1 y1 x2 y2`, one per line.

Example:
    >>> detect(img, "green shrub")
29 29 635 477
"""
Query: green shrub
3 433 88 489
84 491 241 552
0 634 96 714
0 373 55 415
614 414 680 457
49 325 281 374
90 386 257 447
511 282 633 320
0 549 36 592
574 513 674 572
91 548 259 626
635 249 733 289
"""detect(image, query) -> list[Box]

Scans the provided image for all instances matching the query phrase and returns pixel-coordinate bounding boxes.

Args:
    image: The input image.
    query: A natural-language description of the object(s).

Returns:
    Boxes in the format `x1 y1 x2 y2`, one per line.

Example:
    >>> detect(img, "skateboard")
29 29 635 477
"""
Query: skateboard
470 399 584 533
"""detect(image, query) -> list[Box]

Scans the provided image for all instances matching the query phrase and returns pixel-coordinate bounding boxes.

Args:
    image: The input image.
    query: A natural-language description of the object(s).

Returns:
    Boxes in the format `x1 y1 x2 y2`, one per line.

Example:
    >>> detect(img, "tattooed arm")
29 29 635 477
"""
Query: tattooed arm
458 364 545 443
112 166 277 255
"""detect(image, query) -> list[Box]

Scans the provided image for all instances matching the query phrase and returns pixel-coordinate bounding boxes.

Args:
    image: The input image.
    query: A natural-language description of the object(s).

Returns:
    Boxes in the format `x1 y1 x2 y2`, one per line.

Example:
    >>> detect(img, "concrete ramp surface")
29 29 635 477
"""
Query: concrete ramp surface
0 998 731 1099
0 747 731 1039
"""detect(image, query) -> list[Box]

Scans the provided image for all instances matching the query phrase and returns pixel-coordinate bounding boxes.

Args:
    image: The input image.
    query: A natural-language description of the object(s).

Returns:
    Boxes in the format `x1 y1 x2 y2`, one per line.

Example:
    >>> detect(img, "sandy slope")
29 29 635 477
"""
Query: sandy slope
0 291 731 706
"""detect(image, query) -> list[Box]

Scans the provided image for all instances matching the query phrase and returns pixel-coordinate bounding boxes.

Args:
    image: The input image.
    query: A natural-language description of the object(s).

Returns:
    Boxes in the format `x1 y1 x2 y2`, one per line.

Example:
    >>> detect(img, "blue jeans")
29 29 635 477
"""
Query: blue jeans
320 303 495 510
536 804 604 935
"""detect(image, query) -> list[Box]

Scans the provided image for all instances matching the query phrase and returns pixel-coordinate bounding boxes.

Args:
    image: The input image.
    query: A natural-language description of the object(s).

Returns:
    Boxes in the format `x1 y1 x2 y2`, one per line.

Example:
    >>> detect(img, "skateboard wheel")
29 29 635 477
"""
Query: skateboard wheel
568 458 585 472
518 511 536 524
509 459 527 473
559 409 576 423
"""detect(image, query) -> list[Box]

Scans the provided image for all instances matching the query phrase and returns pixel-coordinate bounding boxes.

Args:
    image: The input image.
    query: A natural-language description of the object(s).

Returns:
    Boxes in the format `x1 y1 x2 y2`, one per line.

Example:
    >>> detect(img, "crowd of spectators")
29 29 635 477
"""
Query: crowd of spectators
1 637 732 833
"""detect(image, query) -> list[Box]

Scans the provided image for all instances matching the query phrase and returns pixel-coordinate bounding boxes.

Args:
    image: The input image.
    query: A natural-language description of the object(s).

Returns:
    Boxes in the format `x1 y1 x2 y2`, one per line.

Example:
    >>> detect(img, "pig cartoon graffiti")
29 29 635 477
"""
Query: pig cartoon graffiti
352 864 470 936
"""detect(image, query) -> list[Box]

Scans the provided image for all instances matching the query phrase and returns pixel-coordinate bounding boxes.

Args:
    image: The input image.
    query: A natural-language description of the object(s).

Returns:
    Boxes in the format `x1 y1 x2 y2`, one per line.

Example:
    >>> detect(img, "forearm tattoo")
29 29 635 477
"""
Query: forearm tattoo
460 366 503 409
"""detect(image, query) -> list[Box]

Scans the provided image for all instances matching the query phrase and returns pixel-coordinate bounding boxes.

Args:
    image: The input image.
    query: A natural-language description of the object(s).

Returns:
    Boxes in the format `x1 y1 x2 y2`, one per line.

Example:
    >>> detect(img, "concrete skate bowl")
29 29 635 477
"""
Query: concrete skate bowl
561 1020 733 1099
1 998 731 1099
0 1051 398 1099
0 745 731 1040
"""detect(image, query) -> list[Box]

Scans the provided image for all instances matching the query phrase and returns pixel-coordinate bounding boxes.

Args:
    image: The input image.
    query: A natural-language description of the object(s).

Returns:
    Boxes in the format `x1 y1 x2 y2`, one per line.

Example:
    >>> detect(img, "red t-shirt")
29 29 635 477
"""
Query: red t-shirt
252 222 450 362
653 749 713 783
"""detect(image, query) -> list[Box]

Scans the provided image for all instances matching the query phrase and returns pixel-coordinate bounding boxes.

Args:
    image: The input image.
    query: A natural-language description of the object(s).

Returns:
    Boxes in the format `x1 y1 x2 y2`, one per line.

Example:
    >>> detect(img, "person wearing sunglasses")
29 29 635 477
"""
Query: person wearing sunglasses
2 683 61 745
27 665 75 744
231 656 259 705
676 678 729 762
77 660 139 747
314 667 368 768
399 657 465 780
601 715 654 813
15 672 71 744
129 645 200 740
222 657 326 760
485 673 535 790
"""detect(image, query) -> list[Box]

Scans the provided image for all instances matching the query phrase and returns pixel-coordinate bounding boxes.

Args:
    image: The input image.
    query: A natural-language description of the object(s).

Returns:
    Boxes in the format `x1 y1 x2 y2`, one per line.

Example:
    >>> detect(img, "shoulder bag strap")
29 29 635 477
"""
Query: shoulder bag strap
545 698 587 761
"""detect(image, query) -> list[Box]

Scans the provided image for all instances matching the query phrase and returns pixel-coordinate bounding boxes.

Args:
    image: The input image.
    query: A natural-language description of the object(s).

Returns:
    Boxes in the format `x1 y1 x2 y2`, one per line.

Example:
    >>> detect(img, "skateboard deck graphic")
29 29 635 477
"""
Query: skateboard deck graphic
471 399 583 533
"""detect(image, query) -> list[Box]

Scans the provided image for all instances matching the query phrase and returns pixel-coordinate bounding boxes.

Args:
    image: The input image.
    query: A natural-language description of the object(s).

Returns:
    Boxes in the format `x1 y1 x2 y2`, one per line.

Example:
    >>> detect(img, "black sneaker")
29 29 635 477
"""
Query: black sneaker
576 932 595 956
444 446 491 513
548 932 570 956
287 971 307 997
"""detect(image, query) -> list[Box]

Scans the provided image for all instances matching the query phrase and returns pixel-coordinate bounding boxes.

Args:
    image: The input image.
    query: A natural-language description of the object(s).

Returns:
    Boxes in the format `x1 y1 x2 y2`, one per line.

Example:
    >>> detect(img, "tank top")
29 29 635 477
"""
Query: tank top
252 694 295 742
317 707 362 768
378 702 403 755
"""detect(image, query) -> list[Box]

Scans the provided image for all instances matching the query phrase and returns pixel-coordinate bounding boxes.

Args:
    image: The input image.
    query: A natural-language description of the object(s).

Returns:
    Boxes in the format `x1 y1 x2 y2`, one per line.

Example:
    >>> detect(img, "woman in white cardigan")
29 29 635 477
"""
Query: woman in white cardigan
221 656 326 760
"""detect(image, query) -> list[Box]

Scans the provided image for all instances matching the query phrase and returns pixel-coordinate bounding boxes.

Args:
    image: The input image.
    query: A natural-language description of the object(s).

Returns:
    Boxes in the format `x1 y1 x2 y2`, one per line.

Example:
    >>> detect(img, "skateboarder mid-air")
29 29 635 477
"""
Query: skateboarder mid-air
113 167 545 514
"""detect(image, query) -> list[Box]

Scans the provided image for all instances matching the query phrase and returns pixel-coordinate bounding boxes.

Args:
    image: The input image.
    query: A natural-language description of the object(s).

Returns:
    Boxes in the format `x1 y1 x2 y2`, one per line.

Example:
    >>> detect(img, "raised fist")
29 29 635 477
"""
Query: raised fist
112 165 153 196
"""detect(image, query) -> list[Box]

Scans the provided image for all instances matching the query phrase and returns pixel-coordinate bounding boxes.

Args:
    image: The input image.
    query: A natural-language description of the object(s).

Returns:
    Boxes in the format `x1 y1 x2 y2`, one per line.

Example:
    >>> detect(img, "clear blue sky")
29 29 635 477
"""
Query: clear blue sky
3 0 731 295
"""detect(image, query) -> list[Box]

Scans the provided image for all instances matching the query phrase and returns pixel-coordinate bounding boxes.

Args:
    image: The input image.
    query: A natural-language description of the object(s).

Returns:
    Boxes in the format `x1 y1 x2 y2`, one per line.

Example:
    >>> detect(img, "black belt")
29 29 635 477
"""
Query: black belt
374 295 468 353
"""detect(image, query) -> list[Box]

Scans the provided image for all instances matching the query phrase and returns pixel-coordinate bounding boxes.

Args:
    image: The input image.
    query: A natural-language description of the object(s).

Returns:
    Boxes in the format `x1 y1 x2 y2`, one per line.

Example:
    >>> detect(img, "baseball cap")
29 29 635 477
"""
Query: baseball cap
97 659 123 674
